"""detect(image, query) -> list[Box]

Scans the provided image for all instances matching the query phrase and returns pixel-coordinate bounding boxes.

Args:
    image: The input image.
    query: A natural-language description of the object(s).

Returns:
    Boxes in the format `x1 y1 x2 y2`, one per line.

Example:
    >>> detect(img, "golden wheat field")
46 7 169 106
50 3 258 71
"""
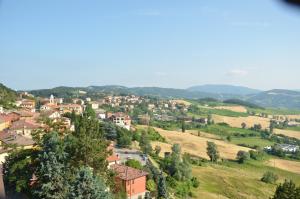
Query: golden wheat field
267 159 300 174
214 105 248 113
274 129 300 139
212 114 270 129
151 127 252 160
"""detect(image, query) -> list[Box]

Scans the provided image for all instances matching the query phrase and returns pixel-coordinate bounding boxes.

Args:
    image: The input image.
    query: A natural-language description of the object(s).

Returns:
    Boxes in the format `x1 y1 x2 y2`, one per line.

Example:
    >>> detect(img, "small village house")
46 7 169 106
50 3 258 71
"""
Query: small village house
106 112 131 130
111 164 148 199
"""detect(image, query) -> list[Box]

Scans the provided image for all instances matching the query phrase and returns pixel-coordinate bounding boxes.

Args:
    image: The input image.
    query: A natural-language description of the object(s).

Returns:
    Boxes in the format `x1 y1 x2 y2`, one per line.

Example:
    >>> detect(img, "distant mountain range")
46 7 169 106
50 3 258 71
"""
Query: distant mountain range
2 83 300 110
247 89 300 110
187 84 261 95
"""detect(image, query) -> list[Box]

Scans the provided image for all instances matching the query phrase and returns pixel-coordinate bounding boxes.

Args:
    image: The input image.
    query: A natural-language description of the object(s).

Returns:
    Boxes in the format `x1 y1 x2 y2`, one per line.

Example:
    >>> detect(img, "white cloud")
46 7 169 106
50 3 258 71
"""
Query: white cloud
227 69 249 77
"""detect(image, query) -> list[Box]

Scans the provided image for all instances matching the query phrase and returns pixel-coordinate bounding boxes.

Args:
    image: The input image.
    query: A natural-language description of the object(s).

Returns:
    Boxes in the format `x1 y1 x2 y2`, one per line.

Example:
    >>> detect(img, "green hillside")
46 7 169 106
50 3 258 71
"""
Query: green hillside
0 83 17 108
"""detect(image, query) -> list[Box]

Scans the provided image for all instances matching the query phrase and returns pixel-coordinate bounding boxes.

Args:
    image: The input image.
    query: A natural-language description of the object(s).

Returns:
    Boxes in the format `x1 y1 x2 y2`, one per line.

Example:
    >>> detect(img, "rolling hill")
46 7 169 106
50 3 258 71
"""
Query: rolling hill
0 83 17 108
29 85 240 100
247 89 300 109
187 84 261 95
28 85 300 110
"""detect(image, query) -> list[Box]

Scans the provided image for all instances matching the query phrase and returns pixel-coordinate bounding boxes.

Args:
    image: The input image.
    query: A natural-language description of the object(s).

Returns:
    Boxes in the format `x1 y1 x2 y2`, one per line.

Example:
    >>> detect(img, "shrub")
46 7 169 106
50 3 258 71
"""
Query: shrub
125 159 142 170
261 171 278 184
236 150 250 164
191 177 200 188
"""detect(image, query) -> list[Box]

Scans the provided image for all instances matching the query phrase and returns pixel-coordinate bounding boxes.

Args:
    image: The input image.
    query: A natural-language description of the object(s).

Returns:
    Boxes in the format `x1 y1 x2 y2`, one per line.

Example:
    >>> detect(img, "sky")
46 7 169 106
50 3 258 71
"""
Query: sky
0 0 300 91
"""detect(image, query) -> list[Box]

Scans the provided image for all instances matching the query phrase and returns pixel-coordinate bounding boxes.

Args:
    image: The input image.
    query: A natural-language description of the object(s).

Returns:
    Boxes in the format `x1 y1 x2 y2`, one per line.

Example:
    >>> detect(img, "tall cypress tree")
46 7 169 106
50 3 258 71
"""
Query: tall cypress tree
157 172 168 199
33 132 69 199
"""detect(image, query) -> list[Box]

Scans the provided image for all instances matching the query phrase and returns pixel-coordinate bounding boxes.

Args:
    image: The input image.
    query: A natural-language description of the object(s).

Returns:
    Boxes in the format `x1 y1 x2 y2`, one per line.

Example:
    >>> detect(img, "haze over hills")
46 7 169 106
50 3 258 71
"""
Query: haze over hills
247 89 300 110
187 84 261 95
2 82 300 110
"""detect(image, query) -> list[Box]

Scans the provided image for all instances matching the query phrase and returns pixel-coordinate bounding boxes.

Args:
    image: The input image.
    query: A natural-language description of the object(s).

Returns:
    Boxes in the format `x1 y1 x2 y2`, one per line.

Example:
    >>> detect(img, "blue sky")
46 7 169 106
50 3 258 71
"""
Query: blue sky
0 0 300 90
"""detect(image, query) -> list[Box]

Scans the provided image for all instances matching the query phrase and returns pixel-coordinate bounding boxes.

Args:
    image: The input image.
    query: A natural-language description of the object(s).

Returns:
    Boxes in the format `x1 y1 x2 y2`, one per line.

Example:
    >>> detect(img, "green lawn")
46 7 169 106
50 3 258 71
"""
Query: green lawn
192 160 300 199
248 107 300 115
287 126 300 132
198 124 260 137
231 137 274 148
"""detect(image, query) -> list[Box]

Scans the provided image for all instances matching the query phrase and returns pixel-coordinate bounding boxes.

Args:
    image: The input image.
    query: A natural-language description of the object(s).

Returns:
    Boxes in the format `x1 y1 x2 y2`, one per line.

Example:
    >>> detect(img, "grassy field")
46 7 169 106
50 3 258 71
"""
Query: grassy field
286 126 300 131
198 124 260 137
231 137 274 148
192 160 300 199
247 107 300 116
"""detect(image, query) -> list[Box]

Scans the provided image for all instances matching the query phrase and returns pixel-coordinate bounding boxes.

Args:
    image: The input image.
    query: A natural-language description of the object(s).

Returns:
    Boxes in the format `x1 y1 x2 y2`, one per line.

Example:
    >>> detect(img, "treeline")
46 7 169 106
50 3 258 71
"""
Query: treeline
223 99 264 109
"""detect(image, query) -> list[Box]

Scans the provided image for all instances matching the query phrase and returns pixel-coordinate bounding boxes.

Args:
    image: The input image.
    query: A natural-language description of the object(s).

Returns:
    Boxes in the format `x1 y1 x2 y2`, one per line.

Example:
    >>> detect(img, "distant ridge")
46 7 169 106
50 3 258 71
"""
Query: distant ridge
187 84 261 95
26 85 300 110
247 89 300 109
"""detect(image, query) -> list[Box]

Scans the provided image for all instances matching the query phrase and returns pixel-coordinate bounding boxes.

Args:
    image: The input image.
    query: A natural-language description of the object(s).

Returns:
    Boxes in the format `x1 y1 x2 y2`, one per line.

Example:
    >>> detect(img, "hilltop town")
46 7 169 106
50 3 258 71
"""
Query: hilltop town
0 83 300 199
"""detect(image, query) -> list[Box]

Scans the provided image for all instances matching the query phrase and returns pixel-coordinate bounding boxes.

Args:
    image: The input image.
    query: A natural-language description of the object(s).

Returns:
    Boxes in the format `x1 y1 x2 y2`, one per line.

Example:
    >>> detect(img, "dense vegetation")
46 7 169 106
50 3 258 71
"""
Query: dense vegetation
0 83 17 108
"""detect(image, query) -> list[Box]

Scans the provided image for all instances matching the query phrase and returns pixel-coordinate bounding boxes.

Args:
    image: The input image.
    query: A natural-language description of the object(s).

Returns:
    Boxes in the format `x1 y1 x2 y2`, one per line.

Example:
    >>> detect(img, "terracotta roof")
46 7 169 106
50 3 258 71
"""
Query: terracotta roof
108 112 131 120
10 120 40 130
0 113 19 123
106 155 120 162
0 130 35 146
111 164 148 181
59 104 82 108
14 110 34 117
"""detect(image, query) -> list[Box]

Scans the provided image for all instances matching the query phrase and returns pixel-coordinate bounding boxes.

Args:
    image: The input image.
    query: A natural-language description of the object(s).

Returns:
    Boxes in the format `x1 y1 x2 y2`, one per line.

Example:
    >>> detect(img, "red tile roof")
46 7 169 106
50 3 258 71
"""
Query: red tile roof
10 120 40 130
107 155 120 162
111 164 148 181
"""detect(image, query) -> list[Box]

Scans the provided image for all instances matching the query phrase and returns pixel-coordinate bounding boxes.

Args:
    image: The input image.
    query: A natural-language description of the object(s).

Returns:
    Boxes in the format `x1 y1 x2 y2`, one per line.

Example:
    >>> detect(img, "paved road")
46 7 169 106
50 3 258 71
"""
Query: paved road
114 148 147 166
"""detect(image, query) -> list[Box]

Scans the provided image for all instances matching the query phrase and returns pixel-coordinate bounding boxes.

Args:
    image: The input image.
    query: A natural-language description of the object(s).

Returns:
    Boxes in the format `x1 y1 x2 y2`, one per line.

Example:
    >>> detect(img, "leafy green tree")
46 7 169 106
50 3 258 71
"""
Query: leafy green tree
139 131 152 154
125 159 143 170
236 150 250 164
271 180 300 199
146 179 156 192
206 141 219 162
116 128 132 148
161 144 191 181
157 172 168 199
3 149 38 196
101 122 117 141
84 104 96 118
261 171 278 184
33 132 70 199
69 167 110 199
249 150 265 160
66 108 109 175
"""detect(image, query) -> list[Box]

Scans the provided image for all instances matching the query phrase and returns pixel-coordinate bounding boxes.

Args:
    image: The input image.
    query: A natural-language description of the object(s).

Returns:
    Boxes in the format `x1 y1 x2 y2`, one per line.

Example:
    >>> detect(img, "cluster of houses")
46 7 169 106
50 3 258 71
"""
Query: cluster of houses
0 93 151 199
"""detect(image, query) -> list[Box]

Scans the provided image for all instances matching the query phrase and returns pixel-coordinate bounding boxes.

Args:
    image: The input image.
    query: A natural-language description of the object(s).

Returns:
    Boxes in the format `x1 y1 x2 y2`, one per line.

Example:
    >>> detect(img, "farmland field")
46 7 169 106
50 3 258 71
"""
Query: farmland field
213 105 247 113
266 159 300 174
151 127 252 160
274 128 300 139
212 114 270 129
231 137 274 148
192 160 300 199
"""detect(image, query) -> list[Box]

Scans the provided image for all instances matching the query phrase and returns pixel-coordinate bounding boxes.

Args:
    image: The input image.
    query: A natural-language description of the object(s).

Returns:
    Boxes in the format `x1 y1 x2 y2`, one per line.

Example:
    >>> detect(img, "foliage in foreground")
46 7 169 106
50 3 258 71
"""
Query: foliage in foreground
271 180 300 199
